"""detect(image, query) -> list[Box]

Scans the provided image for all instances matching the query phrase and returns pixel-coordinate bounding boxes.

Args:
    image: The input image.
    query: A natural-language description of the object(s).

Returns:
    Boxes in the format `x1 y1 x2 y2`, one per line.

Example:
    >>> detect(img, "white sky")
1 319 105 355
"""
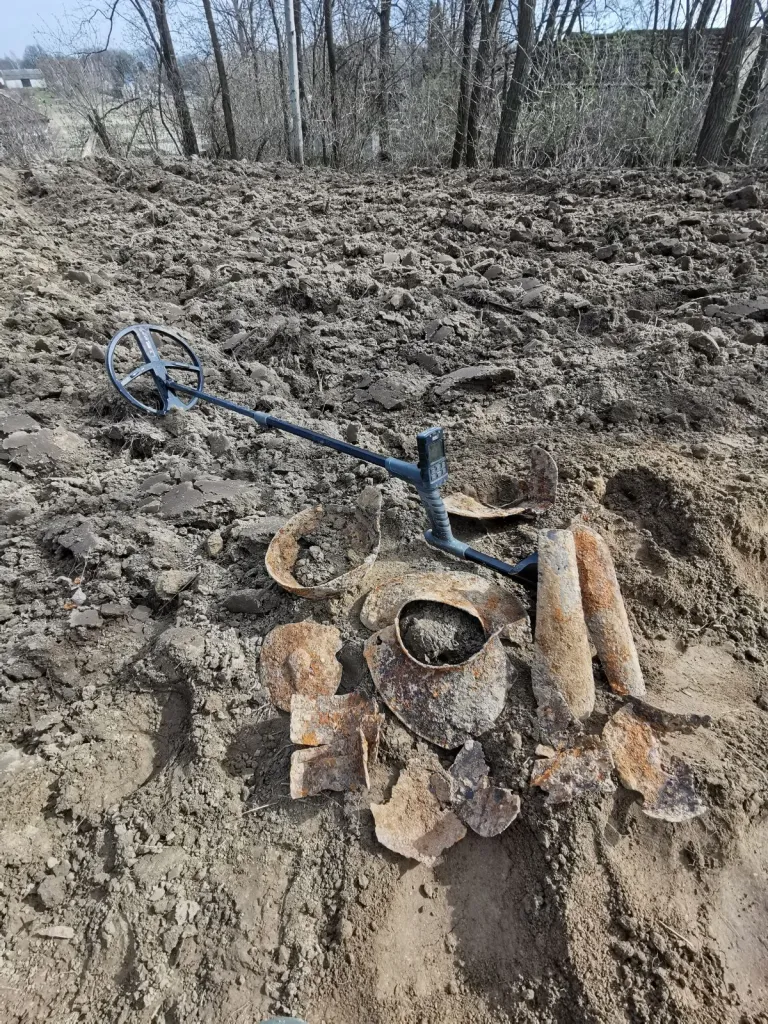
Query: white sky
2 0 127 59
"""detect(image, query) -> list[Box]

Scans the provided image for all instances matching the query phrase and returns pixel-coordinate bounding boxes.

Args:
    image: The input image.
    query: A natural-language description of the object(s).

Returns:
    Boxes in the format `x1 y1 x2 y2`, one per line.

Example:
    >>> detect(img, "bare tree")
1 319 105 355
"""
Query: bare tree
201 0 239 156
696 0 756 163
465 0 504 167
725 14 768 159
450 0 478 168
493 0 535 167
377 0 393 157
322 0 340 163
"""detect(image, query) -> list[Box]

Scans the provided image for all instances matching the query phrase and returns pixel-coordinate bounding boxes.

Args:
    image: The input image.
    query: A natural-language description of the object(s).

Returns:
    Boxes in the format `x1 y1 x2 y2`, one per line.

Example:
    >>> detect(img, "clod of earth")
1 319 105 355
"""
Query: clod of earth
370 756 466 865
364 601 509 749
1 428 85 470
532 529 595 734
289 692 383 799
530 740 616 804
603 706 707 822
265 487 382 599
572 524 646 697
260 621 343 711
360 569 528 639
447 740 521 837
444 446 558 520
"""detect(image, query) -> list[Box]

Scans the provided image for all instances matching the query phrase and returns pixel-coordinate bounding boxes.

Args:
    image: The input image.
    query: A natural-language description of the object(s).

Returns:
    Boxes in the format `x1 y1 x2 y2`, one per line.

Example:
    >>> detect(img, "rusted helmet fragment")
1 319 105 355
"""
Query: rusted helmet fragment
289 692 383 799
364 601 509 749
603 706 707 822
444 446 558 520
448 740 520 836
572 524 645 697
371 756 466 865
532 529 595 738
266 486 382 599
260 621 342 711
360 570 527 638
530 739 615 804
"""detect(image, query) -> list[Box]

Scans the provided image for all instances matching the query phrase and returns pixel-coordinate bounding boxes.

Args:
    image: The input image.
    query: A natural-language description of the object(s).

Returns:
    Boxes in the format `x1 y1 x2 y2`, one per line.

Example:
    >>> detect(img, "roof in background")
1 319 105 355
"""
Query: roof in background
0 69 45 80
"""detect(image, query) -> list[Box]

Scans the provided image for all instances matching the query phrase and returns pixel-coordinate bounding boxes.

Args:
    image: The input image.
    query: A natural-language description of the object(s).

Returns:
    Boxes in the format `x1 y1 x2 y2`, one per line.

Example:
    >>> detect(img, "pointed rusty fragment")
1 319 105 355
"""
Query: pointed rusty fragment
530 740 615 804
573 524 646 697
260 621 342 711
444 446 558 521
603 706 707 823
532 529 595 731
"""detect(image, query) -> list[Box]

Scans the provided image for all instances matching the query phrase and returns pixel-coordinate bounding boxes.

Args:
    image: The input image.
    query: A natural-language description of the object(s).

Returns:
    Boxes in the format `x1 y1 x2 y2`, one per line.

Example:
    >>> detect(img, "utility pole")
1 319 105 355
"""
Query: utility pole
284 0 304 165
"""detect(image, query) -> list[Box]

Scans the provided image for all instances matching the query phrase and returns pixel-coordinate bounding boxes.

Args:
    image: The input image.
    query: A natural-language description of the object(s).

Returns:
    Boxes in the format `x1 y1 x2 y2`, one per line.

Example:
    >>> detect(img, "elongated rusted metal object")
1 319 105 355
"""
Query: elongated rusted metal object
573 524 646 698
532 529 595 723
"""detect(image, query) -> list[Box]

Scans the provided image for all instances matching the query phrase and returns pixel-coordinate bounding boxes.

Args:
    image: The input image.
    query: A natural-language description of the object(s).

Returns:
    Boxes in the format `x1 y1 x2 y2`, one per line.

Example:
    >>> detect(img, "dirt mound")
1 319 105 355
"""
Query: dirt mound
1 158 767 1024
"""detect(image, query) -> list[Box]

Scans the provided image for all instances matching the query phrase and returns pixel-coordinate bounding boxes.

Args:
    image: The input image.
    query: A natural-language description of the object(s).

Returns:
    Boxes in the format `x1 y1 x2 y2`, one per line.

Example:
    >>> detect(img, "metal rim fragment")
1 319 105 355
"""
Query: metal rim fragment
532 529 595 735
260 621 343 711
572 524 646 697
603 706 707 822
444 446 558 520
364 603 509 749
265 487 382 599
360 570 527 639
371 757 467 865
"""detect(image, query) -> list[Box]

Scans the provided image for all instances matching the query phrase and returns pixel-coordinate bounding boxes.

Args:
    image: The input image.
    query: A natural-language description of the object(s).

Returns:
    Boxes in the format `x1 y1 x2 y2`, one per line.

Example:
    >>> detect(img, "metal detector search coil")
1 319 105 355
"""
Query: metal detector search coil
105 324 538 589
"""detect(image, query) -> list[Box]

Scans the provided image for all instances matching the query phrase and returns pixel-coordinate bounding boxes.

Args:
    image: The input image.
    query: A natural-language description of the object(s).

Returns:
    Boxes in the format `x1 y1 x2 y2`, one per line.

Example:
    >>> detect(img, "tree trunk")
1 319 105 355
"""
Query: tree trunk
493 0 535 167
293 0 308 132
284 0 304 164
465 0 504 167
696 0 756 163
377 0 393 157
201 0 239 158
149 0 199 156
323 0 340 165
541 0 561 43
685 0 718 69
450 0 477 169
725 17 768 159
88 110 114 154
267 0 293 158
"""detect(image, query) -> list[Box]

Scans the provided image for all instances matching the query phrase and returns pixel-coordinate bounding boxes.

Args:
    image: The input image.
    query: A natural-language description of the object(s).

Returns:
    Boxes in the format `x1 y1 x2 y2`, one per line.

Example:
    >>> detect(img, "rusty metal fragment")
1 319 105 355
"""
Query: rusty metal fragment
371 757 467 865
364 608 509 749
444 446 558 520
603 706 707 822
532 530 595 735
530 740 615 804
260 621 343 711
360 570 527 638
573 524 646 697
448 740 520 837
617 697 711 734
289 692 383 799
265 487 382 599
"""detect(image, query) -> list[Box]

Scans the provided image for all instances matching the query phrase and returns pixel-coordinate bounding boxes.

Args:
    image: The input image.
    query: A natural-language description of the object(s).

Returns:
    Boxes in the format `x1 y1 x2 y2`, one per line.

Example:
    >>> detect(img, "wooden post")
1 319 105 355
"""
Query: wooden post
284 0 304 165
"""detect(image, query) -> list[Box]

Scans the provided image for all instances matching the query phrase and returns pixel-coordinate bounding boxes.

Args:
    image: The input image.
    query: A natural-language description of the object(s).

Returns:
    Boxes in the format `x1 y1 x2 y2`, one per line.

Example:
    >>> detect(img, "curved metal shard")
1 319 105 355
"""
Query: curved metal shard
443 446 558 520
364 621 510 749
532 529 595 724
371 758 467 865
265 487 381 599
573 524 646 697
260 621 342 711
603 706 707 822
360 570 527 638
448 740 520 836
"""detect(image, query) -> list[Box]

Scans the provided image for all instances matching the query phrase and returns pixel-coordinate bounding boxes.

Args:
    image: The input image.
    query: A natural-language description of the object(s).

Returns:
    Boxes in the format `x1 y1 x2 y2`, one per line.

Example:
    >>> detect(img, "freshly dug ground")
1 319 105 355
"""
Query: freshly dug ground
1 158 767 1024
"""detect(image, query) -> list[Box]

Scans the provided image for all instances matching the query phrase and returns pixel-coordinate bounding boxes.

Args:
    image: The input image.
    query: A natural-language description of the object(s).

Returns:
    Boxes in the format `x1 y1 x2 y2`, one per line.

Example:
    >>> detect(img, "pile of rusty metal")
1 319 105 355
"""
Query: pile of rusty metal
258 458 707 865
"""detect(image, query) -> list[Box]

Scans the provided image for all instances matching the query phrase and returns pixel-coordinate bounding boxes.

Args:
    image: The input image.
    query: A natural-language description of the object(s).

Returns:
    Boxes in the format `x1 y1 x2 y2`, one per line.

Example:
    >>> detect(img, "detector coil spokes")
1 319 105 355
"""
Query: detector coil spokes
106 323 203 415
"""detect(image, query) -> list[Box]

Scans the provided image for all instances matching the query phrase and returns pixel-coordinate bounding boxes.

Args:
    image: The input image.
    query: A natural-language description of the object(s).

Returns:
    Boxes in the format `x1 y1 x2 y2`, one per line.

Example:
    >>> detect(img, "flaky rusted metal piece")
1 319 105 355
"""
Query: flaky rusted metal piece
530 739 615 804
532 529 595 731
616 697 711 734
265 487 382 599
364 606 509 749
360 570 527 638
573 524 646 697
448 740 520 837
371 756 467 865
444 446 558 520
289 692 383 799
603 706 707 822
260 621 342 711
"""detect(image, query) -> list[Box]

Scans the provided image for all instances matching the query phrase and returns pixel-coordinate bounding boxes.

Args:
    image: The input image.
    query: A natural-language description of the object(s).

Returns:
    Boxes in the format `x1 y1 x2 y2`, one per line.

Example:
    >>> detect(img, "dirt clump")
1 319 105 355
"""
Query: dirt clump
399 599 487 664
